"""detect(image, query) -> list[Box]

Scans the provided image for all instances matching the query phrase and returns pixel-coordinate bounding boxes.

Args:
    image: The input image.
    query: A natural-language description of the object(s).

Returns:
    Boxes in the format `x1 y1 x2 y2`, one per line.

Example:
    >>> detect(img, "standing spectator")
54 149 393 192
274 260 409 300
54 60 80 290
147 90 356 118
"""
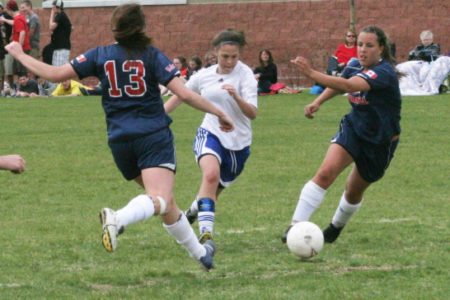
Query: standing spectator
0 0 30 95
16 72 39 97
20 1 40 61
49 0 71 66
0 3 6 95
1 3 14 94
254 49 278 94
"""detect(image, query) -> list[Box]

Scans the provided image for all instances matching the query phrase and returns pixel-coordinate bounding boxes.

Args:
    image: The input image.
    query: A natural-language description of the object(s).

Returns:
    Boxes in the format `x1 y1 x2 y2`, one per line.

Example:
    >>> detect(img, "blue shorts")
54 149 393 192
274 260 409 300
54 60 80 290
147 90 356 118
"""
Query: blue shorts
193 128 250 187
332 118 399 183
108 128 176 180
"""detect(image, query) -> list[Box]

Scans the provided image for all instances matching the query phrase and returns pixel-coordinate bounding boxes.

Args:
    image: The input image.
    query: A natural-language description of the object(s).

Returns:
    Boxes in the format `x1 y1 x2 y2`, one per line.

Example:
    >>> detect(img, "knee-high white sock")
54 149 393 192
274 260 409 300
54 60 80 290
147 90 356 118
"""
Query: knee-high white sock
292 180 327 223
331 192 362 228
164 214 206 260
115 194 155 229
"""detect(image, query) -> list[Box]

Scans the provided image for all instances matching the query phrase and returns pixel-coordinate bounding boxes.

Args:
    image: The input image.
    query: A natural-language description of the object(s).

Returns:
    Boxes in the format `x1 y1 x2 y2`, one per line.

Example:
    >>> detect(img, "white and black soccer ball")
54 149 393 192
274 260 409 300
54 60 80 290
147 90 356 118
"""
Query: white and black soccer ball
286 221 324 259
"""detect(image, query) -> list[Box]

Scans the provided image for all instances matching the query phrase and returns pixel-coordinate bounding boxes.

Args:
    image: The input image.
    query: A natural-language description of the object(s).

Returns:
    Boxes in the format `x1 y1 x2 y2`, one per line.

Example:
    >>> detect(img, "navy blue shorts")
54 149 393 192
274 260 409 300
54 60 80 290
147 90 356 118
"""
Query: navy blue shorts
332 119 399 183
108 128 176 180
193 128 250 187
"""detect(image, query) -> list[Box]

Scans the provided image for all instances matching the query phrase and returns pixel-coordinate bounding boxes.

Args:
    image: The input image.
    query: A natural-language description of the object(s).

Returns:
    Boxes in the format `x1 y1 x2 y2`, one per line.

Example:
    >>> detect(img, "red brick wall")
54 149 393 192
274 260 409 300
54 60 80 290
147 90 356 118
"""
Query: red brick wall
35 0 449 87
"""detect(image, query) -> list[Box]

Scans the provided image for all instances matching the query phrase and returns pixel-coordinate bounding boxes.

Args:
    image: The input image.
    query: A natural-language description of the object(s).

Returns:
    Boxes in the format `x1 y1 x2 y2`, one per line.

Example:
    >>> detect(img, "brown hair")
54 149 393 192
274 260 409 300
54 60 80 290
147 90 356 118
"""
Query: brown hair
111 4 152 52
212 28 246 49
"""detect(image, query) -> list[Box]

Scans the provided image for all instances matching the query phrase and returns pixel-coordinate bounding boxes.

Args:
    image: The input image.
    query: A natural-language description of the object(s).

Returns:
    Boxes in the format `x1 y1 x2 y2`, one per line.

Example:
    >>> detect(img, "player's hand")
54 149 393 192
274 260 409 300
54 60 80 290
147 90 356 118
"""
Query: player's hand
5 41 24 58
222 84 238 98
304 102 320 119
217 113 234 132
0 154 26 174
290 56 313 77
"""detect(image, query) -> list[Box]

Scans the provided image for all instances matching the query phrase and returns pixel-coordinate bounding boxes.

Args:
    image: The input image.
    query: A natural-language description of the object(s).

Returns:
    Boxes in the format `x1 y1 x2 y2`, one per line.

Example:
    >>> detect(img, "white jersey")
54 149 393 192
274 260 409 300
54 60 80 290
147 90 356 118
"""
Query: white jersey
186 61 258 150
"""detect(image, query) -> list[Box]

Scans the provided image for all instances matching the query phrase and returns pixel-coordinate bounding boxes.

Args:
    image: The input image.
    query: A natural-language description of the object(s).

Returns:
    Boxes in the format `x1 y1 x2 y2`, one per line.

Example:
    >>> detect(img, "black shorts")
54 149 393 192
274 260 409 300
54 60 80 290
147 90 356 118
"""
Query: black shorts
108 128 176 180
332 119 399 183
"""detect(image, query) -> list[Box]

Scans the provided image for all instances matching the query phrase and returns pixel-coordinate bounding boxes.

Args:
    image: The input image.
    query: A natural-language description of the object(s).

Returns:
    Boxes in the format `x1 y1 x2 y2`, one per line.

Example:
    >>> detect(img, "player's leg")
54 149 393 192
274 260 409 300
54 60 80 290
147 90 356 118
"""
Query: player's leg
139 167 215 270
195 154 221 243
323 166 370 243
282 143 353 243
324 137 399 243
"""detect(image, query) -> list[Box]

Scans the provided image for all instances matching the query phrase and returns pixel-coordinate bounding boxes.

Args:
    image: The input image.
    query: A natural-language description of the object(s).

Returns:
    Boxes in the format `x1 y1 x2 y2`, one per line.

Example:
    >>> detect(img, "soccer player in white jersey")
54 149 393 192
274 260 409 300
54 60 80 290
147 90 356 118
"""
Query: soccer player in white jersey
165 29 258 248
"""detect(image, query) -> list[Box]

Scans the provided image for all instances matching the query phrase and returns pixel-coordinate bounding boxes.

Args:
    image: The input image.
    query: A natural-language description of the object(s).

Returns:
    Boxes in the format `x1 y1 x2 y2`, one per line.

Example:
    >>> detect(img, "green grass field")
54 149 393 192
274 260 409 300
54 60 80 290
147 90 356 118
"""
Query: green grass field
1 93 449 299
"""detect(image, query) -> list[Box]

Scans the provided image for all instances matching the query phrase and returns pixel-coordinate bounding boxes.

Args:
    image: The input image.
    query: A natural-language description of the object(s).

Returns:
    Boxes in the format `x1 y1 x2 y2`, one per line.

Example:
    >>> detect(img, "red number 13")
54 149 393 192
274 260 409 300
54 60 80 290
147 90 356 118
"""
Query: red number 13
105 60 147 98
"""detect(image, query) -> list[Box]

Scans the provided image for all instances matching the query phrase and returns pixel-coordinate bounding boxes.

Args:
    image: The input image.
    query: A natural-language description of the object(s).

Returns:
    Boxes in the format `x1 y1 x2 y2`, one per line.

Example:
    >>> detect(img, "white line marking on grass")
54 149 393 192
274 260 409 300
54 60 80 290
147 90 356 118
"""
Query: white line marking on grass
377 217 417 223
0 283 21 288
225 227 267 234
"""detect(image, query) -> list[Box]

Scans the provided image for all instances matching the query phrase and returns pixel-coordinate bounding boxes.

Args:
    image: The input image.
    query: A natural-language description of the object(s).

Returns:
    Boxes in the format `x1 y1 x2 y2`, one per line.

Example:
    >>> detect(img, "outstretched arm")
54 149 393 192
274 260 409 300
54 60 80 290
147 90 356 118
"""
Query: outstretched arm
6 42 77 82
0 154 26 174
291 56 370 93
166 77 234 132
164 94 183 114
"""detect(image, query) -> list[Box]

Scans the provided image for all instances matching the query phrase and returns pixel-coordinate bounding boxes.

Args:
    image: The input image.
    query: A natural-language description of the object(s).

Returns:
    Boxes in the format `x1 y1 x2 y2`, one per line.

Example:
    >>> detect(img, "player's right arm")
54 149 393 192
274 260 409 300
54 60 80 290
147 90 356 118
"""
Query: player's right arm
166 76 234 132
0 155 26 174
5 41 77 82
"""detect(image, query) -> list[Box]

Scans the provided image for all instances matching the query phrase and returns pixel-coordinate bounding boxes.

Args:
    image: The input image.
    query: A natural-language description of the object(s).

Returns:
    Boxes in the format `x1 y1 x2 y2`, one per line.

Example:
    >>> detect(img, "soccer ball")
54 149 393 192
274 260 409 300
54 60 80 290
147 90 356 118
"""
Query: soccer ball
286 221 324 259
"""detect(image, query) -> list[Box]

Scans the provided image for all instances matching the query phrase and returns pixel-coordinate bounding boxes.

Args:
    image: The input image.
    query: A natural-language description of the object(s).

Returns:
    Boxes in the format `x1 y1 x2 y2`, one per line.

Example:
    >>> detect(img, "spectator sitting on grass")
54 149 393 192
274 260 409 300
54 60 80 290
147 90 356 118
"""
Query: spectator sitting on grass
16 73 39 97
51 79 93 97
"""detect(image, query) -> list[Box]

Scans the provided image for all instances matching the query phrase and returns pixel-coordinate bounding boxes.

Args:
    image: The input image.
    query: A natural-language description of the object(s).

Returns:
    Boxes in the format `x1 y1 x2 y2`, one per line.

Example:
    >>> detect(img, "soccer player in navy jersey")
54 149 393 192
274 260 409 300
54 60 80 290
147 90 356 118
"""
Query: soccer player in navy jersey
165 29 258 246
5 3 235 271
282 26 402 244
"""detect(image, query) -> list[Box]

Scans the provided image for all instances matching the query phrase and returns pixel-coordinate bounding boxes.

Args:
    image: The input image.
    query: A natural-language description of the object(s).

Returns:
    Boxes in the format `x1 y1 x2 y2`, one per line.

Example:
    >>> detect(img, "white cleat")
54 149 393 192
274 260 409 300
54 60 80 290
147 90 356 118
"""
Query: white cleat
99 208 119 252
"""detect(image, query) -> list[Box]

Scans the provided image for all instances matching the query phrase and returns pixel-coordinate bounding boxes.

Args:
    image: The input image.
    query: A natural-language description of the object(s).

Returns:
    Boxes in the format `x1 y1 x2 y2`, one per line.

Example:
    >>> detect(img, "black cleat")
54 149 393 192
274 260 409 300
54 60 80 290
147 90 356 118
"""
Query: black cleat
323 223 343 243
185 208 198 224
281 225 293 244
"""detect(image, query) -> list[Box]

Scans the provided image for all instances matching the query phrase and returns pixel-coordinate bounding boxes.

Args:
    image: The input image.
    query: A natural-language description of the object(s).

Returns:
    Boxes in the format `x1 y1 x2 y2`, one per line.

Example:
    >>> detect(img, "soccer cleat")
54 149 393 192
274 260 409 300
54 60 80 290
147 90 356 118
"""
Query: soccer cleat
198 231 213 244
281 225 293 244
323 223 343 243
99 208 123 252
185 208 198 224
198 239 216 271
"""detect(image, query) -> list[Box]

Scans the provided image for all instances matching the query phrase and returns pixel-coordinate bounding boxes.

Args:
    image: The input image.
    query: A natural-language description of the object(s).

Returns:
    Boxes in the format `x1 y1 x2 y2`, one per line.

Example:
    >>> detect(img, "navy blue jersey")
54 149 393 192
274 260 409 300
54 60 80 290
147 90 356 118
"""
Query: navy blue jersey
70 44 178 142
340 59 401 144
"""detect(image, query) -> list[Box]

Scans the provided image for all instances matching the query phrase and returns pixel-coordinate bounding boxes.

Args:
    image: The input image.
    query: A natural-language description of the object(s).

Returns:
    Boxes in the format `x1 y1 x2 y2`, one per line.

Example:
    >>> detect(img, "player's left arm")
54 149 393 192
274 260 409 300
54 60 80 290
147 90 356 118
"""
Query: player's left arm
164 94 183 114
6 41 77 82
222 84 257 120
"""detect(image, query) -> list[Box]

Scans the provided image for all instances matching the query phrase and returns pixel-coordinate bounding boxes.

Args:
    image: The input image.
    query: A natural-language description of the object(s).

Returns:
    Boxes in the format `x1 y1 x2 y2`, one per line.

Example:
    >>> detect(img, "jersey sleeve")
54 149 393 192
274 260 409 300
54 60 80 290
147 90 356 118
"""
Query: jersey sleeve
340 58 361 79
240 67 258 108
356 63 391 90
70 48 99 79
151 49 178 86
185 71 200 93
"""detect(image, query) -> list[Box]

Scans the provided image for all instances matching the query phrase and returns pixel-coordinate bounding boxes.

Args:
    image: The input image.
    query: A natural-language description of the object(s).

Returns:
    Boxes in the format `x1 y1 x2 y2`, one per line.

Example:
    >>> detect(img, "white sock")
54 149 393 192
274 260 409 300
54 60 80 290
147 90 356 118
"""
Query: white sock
189 197 199 214
292 180 327 223
115 194 155 229
331 192 362 228
164 214 206 260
